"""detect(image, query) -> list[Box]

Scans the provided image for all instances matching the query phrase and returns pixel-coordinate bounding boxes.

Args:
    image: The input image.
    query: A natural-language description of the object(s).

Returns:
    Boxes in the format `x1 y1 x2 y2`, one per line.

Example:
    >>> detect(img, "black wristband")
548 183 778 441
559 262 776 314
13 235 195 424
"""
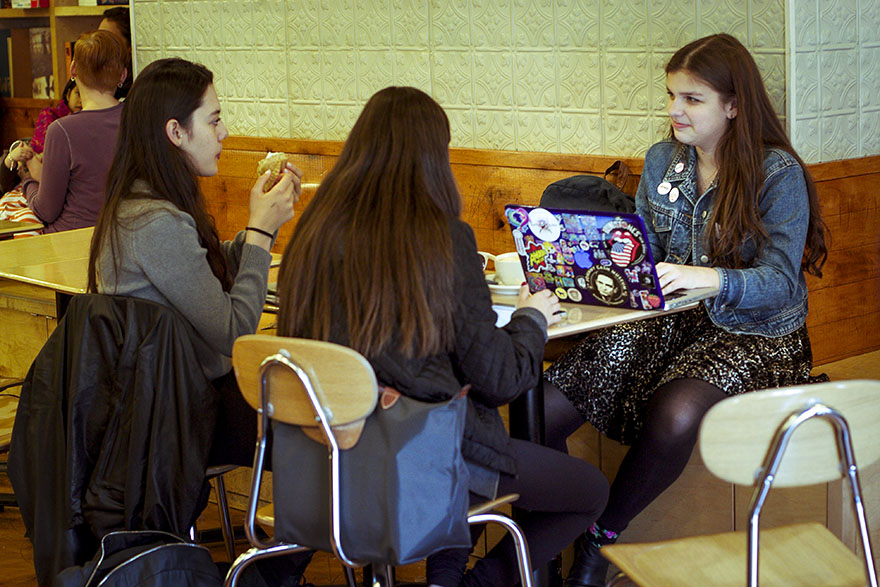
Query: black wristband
246 226 274 239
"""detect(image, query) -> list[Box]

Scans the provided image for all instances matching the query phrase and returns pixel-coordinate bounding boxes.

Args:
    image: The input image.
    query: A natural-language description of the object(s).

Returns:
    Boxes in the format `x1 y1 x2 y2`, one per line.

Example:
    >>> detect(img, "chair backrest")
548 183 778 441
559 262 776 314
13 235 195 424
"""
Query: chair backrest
699 380 880 487
232 334 377 429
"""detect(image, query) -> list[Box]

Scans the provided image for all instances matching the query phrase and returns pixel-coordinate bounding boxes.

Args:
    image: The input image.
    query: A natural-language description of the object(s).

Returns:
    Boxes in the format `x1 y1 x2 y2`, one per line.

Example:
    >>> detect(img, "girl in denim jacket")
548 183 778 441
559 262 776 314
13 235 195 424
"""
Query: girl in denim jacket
544 34 828 587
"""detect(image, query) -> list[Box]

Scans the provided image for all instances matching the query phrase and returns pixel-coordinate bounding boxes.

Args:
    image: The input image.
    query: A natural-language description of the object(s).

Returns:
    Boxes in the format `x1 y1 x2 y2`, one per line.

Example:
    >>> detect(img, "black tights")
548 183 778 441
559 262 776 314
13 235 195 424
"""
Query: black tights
426 437 609 586
545 377 726 533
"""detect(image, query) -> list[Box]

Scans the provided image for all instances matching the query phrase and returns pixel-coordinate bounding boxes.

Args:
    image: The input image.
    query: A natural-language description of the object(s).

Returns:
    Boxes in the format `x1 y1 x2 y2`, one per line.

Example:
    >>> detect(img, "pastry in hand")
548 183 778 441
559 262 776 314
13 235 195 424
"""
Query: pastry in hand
256 151 289 192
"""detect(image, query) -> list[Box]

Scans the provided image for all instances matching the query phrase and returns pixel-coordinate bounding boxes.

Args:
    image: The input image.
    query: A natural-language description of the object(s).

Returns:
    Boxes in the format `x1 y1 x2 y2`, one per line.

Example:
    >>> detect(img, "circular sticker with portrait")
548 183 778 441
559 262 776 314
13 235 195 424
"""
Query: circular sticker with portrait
585 266 628 306
601 217 647 268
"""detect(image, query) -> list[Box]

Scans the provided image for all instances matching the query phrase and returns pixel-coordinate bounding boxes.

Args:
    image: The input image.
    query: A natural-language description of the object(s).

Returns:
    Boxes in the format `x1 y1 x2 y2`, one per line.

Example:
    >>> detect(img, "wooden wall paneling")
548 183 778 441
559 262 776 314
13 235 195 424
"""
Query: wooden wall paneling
830 459 880 569
0 98 52 148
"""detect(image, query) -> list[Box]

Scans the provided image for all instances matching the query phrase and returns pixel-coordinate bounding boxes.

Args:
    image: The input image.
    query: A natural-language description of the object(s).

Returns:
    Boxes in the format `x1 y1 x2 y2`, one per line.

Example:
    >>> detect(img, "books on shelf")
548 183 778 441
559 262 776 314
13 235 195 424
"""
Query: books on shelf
11 0 49 7
63 40 75 80
29 27 53 99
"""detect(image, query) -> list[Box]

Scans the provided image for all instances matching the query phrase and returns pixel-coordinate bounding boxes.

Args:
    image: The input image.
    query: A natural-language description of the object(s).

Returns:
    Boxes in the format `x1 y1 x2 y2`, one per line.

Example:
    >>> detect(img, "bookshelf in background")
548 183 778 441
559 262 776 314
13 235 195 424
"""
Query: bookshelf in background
0 0 125 100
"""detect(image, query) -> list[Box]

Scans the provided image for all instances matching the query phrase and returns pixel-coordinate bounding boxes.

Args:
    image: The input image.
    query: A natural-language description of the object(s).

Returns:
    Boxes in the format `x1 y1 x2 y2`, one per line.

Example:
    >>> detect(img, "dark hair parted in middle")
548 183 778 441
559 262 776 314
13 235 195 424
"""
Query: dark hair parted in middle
88 57 231 293
278 86 461 358
666 33 827 276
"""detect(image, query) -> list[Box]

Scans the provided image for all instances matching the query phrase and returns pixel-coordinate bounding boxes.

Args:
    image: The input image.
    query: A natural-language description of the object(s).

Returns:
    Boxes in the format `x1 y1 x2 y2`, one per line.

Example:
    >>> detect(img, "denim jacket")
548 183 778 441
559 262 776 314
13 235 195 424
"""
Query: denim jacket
635 140 810 337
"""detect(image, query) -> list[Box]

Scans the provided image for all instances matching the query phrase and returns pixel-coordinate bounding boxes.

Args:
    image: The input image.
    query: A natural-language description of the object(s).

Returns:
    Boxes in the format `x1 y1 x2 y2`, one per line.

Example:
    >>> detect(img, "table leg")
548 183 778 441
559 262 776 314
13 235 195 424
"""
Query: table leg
509 377 563 587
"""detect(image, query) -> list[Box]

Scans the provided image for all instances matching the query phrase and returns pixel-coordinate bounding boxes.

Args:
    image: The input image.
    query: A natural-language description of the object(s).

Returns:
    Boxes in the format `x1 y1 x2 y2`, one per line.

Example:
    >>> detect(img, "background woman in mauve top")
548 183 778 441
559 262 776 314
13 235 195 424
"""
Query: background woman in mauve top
15 30 126 233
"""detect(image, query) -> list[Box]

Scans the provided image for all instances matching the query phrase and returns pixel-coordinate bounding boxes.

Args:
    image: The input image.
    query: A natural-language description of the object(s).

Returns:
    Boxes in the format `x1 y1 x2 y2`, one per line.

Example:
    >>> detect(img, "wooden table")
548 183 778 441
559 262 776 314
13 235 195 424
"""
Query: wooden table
0 220 43 240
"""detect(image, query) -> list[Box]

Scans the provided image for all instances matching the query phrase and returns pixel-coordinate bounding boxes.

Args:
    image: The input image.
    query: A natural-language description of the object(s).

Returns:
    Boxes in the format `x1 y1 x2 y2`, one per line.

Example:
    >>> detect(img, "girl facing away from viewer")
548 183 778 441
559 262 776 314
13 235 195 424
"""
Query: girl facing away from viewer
543 33 828 587
277 86 610 587
12 30 126 233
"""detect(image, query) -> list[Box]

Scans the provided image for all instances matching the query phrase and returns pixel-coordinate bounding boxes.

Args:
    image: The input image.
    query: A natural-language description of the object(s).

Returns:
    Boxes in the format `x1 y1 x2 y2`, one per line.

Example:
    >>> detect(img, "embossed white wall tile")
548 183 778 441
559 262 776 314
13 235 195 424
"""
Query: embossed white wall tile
819 49 859 113
754 52 786 116
160 2 192 51
394 50 432 93
555 0 600 48
190 2 223 49
604 114 652 157
600 0 647 47
512 0 555 49
324 104 363 140
559 112 602 154
357 49 395 100
224 99 259 137
252 0 287 49
820 113 860 159
286 0 322 48
792 116 820 161
259 100 292 138
471 0 513 48
430 0 471 48
162 47 195 61
750 0 785 48
516 110 559 151
515 52 556 108
557 51 601 111
446 106 476 148
473 52 514 107
320 0 356 48
794 50 819 117
322 49 359 102
192 50 226 96
221 3 255 49
791 0 818 49
650 115 671 143
432 50 474 106
289 102 326 139
603 51 649 111
862 46 880 110
861 0 880 45
392 0 429 47
861 110 880 155
650 52 672 113
135 49 164 71
647 0 697 49
286 50 323 101
255 50 288 99
356 1 392 47
474 109 516 149
818 0 858 47
698 0 748 42
135 2 164 48
222 49 256 100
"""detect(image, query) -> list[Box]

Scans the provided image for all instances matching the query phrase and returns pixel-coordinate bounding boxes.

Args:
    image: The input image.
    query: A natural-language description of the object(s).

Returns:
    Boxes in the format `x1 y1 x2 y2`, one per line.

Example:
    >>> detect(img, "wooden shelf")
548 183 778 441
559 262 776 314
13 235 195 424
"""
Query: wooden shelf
0 8 49 18
54 6 113 17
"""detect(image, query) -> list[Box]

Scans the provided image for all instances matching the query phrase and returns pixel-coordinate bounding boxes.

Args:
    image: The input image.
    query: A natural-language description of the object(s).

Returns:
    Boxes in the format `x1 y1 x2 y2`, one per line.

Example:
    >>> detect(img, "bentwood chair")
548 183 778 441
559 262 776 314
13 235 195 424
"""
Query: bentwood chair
224 334 533 587
601 379 880 586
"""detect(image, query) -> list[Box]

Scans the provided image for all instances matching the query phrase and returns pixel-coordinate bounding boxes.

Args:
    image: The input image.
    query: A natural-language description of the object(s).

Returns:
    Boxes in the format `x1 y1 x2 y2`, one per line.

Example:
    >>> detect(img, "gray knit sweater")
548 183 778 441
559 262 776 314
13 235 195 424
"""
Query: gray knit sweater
97 185 271 380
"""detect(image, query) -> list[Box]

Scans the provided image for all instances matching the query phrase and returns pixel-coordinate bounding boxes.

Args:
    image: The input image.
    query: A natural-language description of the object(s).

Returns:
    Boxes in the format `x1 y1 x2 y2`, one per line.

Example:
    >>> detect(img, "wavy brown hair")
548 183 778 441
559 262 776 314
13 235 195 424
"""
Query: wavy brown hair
88 58 232 293
667 33 827 276
277 87 461 358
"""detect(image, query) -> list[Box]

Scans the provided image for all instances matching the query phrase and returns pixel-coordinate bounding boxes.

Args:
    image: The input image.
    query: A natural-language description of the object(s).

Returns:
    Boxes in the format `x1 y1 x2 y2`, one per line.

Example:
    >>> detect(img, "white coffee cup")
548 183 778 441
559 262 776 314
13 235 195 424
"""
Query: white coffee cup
478 251 525 286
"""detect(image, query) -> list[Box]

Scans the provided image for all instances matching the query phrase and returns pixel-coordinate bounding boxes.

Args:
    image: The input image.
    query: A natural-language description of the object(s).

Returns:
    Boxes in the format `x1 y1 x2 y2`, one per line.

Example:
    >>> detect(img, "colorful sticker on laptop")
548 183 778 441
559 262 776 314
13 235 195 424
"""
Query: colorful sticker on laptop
585 265 628 306
601 217 647 268
528 207 562 241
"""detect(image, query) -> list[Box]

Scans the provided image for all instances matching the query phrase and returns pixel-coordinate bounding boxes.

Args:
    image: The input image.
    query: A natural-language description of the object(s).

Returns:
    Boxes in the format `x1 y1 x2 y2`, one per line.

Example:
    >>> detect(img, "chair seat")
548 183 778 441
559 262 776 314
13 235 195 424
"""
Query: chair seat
602 522 866 586
0 393 19 450
256 504 275 534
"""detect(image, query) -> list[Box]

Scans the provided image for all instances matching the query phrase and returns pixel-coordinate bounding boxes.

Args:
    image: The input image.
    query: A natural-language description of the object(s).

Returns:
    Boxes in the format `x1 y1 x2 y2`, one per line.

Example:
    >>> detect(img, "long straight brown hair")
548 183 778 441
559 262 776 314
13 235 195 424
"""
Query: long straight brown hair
277 87 461 358
667 34 827 276
87 58 232 293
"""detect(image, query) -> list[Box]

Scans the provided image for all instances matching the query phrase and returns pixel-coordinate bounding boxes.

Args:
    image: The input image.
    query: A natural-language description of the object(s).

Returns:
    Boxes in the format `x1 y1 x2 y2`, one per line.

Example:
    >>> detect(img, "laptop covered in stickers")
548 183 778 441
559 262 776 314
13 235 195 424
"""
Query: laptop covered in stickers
502 204 718 311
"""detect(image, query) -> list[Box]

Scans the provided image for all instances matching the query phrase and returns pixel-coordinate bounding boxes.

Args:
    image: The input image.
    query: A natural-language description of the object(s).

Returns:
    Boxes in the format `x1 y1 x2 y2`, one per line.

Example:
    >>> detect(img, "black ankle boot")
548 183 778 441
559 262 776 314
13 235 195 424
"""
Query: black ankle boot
565 534 610 587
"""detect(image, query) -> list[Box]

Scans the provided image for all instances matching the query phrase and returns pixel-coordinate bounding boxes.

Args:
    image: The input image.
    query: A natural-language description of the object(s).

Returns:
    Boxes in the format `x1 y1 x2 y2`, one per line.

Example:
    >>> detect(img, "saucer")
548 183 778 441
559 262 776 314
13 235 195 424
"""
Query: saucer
486 274 521 294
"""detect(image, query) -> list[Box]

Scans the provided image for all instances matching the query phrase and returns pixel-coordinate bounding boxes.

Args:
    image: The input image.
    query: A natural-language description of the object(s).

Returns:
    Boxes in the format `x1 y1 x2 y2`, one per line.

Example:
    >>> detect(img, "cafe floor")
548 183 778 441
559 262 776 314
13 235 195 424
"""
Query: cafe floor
1 350 878 585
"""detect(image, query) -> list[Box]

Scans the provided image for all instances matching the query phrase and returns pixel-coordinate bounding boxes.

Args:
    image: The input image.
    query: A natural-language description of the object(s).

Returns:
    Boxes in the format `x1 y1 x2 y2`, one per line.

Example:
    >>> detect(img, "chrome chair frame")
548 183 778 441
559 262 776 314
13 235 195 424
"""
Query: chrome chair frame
226 342 534 587
748 401 877 587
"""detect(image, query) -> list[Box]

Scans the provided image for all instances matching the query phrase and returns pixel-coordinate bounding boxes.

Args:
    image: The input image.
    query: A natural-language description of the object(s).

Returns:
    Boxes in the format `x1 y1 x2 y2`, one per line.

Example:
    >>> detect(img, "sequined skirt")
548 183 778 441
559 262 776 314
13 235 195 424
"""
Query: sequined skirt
544 305 816 445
